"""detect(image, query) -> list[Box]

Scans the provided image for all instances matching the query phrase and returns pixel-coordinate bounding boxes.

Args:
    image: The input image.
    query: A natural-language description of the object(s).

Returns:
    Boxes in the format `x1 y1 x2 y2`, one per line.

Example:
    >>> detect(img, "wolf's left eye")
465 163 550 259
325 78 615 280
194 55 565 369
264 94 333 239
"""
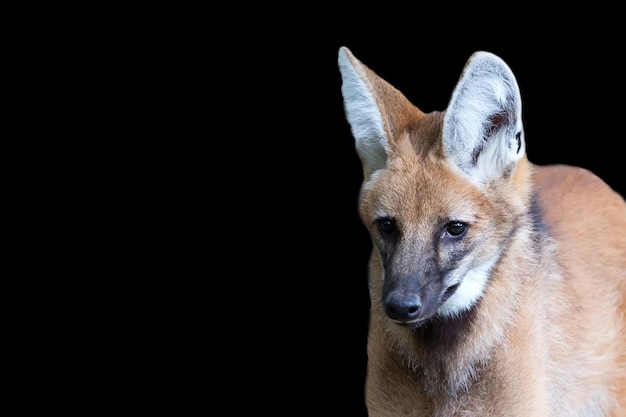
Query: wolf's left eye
446 221 467 237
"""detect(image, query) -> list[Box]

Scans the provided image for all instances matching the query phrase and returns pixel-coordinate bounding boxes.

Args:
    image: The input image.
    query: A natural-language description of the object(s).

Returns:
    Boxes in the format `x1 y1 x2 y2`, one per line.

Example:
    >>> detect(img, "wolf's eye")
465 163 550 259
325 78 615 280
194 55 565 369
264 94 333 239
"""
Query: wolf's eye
377 218 396 235
446 221 467 237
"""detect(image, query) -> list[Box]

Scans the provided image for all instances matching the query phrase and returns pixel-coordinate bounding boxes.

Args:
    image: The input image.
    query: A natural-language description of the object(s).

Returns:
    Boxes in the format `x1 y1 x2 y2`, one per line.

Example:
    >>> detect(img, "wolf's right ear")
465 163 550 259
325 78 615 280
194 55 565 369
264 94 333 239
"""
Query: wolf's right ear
338 47 416 179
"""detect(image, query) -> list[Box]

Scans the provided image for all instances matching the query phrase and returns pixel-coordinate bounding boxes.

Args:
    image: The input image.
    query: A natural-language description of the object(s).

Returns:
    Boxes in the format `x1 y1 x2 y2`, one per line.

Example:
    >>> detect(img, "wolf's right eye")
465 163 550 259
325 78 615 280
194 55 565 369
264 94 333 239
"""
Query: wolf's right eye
377 218 396 235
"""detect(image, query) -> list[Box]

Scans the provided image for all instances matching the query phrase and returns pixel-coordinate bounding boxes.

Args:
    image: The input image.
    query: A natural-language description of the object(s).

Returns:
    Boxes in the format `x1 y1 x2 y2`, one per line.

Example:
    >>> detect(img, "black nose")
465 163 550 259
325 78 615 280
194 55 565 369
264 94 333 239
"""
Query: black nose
384 292 421 322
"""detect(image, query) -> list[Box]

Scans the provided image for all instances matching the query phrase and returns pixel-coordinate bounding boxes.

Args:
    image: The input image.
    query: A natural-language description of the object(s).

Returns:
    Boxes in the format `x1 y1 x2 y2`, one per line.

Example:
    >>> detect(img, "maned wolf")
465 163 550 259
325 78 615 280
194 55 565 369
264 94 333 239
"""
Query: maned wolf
338 46 626 416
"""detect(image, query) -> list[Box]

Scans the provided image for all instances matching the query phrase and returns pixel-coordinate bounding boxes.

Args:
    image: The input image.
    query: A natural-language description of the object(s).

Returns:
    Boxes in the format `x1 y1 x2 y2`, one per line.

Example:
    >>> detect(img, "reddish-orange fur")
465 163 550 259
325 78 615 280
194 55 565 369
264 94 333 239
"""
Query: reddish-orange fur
340 46 626 416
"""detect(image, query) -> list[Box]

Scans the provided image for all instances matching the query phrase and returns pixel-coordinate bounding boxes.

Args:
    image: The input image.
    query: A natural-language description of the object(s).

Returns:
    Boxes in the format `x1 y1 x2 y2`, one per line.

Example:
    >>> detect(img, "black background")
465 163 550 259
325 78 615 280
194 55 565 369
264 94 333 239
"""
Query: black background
219 24 625 416
58 10 626 416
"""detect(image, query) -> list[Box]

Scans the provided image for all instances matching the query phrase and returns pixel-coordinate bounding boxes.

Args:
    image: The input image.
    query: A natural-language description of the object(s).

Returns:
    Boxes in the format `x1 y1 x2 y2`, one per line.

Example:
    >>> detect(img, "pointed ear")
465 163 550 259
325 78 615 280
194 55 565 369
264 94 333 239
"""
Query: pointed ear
338 47 417 179
442 51 525 186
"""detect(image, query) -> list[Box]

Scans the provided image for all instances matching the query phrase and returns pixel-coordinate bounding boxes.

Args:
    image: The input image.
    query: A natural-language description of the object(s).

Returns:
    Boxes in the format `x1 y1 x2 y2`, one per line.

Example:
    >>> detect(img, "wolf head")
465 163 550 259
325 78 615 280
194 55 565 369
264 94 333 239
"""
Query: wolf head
338 47 530 326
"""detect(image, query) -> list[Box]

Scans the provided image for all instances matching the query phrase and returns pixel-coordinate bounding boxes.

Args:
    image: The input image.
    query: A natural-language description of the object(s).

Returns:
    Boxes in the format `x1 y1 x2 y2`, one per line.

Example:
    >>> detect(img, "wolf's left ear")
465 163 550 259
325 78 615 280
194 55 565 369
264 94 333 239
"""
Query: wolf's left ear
443 52 525 185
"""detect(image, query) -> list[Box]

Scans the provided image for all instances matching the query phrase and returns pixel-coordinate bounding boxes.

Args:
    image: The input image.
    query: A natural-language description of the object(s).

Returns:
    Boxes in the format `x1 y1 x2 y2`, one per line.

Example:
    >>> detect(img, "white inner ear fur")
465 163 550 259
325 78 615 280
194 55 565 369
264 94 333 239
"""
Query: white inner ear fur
338 48 389 175
442 52 524 186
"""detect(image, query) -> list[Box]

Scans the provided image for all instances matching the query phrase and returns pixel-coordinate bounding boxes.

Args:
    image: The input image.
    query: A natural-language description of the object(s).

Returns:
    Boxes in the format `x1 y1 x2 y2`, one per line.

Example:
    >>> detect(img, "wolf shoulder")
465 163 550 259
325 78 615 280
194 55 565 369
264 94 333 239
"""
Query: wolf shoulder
531 163 626 274
532 163 626 220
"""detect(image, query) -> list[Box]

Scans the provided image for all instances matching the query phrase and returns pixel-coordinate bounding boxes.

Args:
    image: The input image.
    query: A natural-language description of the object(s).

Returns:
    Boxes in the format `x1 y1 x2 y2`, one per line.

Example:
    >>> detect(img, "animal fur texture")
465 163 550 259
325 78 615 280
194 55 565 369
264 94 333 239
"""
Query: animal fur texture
338 46 626 416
